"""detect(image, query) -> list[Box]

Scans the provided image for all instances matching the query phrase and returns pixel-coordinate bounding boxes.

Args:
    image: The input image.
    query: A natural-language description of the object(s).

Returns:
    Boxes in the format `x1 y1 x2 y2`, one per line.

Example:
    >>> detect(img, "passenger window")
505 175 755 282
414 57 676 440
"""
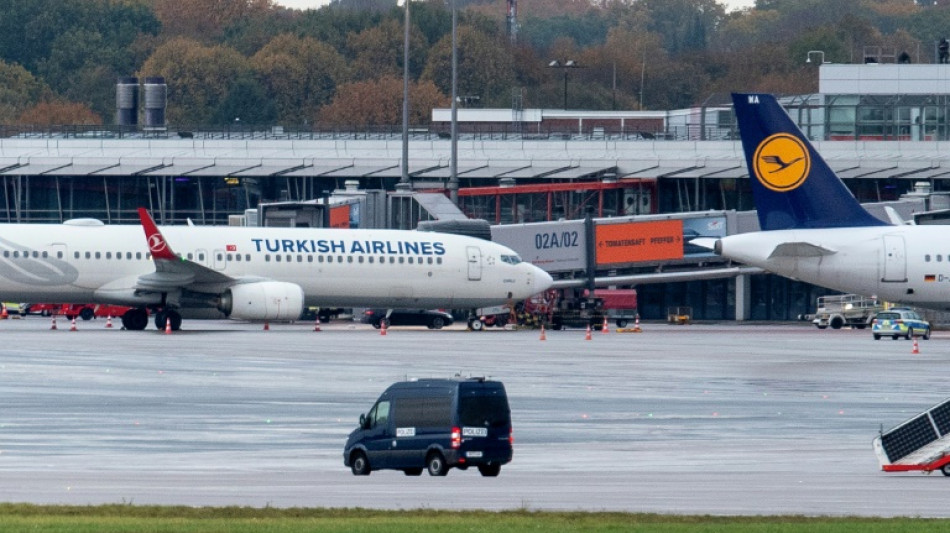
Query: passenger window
358 256 364 263
939 255 944 262
926 254 932 262
106 252 112 259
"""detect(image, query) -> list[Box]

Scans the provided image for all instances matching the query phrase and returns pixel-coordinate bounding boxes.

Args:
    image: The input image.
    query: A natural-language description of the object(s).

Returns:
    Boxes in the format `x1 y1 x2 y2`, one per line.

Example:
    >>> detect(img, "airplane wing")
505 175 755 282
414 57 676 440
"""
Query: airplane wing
767 242 837 258
137 207 235 292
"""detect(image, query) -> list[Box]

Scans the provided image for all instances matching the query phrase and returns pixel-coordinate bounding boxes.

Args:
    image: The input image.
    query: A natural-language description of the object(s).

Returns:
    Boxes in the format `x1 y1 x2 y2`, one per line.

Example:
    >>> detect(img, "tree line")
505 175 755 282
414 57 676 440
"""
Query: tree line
0 0 948 128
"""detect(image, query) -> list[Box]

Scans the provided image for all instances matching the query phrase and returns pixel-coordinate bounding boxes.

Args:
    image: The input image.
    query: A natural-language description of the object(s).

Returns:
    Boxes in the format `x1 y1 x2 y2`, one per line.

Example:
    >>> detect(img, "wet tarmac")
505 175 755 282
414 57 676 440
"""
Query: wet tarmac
1 316 948 516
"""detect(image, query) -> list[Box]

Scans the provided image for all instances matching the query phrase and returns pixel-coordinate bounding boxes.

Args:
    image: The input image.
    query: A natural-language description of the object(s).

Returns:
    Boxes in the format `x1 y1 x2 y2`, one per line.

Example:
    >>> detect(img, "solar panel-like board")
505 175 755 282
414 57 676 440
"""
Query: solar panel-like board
881 414 938 463
930 399 950 436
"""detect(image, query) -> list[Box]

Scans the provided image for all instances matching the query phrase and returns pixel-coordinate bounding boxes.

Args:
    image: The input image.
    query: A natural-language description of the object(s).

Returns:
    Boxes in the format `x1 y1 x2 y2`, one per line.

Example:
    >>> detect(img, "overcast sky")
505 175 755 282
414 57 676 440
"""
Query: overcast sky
273 0 758 13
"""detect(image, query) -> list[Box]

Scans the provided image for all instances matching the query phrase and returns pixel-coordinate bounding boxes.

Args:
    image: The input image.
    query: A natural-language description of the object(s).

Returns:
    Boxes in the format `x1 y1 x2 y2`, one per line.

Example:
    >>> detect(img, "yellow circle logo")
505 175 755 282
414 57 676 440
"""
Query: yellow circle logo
753 133 810 192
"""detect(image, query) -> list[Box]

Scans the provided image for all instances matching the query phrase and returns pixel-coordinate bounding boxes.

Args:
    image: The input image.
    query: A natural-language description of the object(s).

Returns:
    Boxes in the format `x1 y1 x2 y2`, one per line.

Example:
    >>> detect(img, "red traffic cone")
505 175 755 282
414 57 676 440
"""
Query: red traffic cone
51 316 57 330
633 314 642 332
105 315 113 328
70 318 77 331
263 321 270 331
314 316 321 332
913 337 920 354
539 324 547 341
585 324 592 340
380 320 388 336
1 304 7 319
164 317 172 334
601 316 609 334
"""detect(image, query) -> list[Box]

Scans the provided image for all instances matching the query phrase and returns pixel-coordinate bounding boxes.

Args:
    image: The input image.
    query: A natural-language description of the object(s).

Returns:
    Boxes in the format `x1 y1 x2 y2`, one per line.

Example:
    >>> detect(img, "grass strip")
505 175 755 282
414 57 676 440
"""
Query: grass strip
0 505 946 533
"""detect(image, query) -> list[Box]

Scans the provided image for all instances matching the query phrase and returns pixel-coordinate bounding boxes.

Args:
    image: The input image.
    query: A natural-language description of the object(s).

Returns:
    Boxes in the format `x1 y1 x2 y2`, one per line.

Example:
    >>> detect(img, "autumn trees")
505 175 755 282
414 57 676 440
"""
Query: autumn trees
2 0 950 127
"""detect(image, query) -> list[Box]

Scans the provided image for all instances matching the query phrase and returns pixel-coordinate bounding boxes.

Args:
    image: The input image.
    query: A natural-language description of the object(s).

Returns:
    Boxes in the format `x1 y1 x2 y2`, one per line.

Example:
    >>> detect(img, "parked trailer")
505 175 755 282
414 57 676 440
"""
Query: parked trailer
805 294 884 330
873 397 950 476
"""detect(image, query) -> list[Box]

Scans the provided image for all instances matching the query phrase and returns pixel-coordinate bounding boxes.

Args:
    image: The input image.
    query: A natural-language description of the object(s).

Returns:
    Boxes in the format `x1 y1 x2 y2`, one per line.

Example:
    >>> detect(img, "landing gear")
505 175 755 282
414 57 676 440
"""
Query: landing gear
153 309 182 331
121 308 150 331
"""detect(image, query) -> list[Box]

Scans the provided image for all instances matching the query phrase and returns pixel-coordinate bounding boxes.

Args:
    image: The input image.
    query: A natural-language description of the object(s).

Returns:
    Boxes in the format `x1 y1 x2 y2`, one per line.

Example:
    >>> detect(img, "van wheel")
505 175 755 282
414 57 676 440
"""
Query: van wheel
478 464 501 477
426 452 448 476
350 451 370 476
404 468 423 476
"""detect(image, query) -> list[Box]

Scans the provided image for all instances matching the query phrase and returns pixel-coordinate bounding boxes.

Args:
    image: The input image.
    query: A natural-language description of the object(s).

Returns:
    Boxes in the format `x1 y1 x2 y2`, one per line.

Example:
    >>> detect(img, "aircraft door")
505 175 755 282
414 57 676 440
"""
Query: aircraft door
882 235 907 283
466 246 482 281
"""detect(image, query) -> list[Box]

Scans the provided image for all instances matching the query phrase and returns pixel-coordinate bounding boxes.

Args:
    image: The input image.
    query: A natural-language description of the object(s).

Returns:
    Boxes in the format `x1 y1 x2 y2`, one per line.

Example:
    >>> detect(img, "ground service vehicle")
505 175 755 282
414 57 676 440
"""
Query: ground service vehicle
29 303 134 321
596 289 638 328
871 308 931 340
874 396 950 476
360 309 454 329
807 294 884 330
344 378 513 477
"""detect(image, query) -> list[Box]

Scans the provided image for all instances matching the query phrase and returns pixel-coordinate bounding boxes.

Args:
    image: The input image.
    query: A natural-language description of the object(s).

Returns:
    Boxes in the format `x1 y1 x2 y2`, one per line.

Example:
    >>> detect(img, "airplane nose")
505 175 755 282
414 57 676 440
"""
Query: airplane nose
534 266 554 291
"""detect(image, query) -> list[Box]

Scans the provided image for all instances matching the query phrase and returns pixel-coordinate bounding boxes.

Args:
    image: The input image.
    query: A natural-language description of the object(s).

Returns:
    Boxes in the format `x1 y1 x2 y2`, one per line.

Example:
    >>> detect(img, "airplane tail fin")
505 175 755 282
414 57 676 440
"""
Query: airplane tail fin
732 93 887 230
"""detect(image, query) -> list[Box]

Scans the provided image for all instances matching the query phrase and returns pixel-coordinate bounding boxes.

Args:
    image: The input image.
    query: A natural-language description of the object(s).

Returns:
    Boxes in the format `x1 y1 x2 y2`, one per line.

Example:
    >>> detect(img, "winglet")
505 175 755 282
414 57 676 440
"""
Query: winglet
732 93 888 230
138 207 178 261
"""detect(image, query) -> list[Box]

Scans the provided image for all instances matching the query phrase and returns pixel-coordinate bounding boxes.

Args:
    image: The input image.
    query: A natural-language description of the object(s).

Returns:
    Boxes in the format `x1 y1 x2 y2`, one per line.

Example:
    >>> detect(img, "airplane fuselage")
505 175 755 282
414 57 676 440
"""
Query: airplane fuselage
718 225 950 311
0 221 550 311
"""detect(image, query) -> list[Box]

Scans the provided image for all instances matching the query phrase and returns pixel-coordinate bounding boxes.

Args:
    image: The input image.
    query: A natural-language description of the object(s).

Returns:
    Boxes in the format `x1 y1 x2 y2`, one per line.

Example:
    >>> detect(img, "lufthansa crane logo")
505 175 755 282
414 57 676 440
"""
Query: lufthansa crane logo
147 234 167 254
753 133 810 192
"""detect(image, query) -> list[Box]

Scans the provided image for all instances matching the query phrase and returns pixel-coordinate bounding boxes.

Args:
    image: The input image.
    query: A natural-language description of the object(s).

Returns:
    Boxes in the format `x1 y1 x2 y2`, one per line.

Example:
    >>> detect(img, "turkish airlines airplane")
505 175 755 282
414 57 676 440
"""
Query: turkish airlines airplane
699 93 950 310
0 208 553 330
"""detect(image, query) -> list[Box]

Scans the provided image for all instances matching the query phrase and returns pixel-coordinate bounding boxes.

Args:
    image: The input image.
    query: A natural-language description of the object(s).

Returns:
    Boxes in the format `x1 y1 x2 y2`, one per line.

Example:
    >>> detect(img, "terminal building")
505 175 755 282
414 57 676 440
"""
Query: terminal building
1 63 949 322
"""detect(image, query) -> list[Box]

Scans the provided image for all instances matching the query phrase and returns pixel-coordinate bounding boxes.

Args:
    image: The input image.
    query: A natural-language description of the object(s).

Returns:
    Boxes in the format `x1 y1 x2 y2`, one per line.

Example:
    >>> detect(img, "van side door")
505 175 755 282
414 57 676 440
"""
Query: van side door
362 400 393 468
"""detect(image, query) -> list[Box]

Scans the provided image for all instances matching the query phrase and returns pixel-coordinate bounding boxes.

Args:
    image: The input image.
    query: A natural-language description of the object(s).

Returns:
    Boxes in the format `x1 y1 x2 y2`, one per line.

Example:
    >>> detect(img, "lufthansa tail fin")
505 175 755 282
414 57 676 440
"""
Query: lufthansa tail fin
732 93 887 231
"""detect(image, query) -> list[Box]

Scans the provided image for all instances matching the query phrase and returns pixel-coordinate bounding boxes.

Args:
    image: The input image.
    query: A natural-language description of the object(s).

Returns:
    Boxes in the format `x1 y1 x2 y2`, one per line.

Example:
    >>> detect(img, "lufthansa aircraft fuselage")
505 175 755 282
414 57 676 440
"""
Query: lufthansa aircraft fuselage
715 225 950 310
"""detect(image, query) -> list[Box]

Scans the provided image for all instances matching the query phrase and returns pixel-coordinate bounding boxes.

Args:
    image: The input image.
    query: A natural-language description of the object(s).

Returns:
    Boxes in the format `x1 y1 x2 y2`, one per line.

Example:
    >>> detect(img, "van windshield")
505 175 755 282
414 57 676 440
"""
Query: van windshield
459 394 510 427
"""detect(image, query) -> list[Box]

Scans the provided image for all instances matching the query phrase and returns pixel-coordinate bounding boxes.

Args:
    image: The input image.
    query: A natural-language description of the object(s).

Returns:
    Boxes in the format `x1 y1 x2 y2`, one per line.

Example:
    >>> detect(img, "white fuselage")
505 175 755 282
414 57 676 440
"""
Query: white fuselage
0 222 552 310
718 225 950 310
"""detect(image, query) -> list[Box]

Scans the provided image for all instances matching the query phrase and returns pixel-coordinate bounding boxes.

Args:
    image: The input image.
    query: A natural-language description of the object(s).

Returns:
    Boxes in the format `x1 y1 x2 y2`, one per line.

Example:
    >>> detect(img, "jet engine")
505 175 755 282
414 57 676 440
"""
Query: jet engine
218 281 305 321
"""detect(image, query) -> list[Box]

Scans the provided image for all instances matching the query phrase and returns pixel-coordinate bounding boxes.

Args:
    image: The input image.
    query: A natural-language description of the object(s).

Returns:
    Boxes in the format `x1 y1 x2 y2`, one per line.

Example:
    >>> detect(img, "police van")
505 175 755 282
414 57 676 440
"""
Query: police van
343 377 512 477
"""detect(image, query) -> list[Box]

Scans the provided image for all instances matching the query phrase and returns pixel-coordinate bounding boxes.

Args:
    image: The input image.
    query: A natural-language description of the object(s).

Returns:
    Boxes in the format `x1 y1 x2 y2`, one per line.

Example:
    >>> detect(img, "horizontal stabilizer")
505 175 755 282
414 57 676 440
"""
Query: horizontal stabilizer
767 242 836 259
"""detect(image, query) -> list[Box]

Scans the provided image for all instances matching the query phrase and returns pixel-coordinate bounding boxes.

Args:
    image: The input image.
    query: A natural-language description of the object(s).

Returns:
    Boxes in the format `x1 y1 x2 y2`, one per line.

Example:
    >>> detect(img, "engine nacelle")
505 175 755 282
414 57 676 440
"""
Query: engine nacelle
219 281 304 321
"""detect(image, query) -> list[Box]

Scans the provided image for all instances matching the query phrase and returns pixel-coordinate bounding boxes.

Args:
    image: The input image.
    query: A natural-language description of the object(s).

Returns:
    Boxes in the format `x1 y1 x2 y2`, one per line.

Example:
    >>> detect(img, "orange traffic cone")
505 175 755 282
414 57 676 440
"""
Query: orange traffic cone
539 324 547 341
585 324 592 341
70 318 77 331
50 316 57 330
314 316 321 332
380 320 388 336
105 315 113 328
1 304 8 319
263 321 270 331
913 337 920 354
633 314 642 333
601 316 609 334
164 317 172 334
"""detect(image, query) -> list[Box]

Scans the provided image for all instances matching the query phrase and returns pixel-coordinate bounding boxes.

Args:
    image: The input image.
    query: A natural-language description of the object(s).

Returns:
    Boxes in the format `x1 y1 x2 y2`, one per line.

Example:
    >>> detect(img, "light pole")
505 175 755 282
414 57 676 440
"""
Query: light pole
399 0 411 189
548 59 578 109
449 0 459 204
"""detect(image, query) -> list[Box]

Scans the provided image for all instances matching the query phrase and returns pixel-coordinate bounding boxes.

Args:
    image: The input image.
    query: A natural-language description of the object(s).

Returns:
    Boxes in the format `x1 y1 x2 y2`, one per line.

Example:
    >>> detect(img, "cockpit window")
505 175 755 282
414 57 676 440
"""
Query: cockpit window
500 254 522 265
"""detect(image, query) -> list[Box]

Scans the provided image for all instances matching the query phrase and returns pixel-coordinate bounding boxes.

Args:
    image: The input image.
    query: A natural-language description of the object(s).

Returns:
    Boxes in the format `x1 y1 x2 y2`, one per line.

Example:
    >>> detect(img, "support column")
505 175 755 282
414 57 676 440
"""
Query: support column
735 274 752 322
